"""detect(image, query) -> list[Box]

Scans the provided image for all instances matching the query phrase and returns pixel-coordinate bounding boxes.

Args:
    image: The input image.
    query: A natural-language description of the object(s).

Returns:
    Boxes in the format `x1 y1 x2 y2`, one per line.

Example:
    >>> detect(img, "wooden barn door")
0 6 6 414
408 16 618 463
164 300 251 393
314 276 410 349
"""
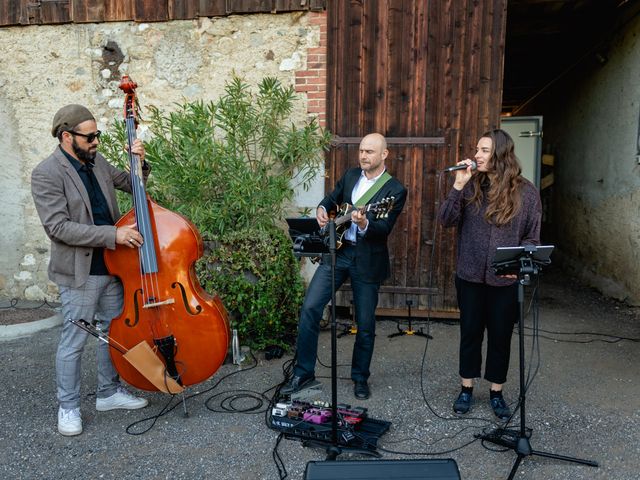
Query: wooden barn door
326 0 508 317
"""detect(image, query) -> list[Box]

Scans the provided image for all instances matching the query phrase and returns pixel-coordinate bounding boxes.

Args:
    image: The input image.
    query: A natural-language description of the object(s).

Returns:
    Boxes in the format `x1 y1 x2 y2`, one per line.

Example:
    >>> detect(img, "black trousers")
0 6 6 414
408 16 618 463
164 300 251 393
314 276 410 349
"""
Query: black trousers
455 275 518 385
294 245 380 383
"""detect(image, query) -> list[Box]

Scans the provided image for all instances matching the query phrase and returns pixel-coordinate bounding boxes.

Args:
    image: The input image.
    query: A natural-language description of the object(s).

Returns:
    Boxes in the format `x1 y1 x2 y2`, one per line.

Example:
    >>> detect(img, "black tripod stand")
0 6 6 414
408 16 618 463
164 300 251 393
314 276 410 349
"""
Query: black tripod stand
477 245 598 479
387 299 432 339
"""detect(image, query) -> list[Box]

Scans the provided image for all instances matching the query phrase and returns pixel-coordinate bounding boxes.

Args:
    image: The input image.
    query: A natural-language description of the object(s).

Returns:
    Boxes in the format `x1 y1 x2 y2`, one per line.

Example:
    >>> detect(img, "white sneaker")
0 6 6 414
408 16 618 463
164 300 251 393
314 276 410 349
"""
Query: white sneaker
58 407 82 436
96 386 148 412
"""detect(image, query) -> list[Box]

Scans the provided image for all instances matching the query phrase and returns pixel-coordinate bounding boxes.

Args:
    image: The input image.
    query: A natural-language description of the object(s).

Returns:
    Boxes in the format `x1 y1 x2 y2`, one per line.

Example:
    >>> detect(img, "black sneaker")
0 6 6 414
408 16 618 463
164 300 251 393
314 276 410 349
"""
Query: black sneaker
490 396 512 421
453 391 473 414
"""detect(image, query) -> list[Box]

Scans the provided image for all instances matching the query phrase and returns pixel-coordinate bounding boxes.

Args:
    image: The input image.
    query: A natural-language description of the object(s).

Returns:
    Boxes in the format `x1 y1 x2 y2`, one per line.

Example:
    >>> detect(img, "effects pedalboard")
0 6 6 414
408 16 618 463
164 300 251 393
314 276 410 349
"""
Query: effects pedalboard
270 400 391 450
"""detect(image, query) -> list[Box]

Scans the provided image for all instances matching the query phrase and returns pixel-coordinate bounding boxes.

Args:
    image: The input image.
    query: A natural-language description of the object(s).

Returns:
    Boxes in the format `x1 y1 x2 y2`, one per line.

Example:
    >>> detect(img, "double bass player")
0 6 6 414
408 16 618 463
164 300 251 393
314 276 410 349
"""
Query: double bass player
31 104 149 436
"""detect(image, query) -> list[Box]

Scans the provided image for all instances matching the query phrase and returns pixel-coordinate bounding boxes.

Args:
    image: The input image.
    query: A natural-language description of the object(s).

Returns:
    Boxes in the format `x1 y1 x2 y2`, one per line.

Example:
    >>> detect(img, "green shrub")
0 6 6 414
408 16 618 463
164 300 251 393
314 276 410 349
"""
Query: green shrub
198 227 304 350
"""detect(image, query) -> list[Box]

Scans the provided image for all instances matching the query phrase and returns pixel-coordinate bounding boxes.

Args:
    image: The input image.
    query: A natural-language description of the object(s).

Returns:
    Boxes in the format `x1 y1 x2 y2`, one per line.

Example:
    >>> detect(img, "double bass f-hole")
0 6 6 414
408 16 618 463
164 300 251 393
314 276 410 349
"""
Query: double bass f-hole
171 282 203 315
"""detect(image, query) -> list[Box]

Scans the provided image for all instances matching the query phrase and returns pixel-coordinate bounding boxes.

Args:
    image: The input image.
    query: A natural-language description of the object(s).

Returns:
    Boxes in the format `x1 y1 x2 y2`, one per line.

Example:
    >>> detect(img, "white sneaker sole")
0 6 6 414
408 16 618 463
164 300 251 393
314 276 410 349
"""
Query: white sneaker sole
58 425 82 436
96 399 149 412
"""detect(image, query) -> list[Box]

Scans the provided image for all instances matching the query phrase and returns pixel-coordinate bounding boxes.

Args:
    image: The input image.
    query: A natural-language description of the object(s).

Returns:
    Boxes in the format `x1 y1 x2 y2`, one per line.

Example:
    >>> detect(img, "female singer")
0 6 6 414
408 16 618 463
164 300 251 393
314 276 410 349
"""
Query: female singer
439 129 542 420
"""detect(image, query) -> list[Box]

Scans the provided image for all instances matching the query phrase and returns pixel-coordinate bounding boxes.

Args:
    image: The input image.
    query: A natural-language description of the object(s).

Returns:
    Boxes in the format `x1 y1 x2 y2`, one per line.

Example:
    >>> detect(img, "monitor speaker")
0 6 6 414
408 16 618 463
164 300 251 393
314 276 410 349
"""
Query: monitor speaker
304 458 461 480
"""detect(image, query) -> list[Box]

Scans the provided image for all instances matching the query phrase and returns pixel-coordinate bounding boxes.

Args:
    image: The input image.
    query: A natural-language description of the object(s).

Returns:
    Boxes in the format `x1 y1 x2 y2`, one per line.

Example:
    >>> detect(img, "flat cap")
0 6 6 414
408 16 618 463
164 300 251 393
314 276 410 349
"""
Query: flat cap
51 104 95 137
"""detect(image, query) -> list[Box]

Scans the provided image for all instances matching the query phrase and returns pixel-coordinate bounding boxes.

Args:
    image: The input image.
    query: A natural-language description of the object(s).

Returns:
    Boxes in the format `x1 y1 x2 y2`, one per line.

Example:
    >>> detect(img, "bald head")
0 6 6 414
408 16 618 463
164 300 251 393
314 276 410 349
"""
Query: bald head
361 133 387 152
359 133 388 178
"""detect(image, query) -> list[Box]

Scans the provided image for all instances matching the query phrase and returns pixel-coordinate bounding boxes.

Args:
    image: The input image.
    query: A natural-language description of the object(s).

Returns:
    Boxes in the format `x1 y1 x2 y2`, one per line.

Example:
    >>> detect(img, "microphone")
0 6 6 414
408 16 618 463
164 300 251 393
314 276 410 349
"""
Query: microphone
443 161 477 172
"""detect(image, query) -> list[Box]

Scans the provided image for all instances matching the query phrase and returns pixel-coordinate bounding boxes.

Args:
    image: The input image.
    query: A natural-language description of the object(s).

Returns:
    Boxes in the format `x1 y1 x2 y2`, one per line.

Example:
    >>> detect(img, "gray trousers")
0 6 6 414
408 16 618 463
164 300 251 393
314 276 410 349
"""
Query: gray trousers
57 275 123 409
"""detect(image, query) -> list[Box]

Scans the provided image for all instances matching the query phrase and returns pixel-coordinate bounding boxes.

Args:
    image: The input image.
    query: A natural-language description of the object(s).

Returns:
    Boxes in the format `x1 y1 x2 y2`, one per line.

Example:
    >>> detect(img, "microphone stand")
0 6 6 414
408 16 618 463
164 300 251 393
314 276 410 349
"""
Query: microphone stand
286 220 382 460
326 219 340 459
477 247 598 479
324 219 379 460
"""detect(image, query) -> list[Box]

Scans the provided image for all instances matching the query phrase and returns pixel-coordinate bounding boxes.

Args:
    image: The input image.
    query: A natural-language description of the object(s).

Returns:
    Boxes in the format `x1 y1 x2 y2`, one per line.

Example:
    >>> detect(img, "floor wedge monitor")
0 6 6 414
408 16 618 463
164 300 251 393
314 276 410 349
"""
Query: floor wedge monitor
304 458 461 480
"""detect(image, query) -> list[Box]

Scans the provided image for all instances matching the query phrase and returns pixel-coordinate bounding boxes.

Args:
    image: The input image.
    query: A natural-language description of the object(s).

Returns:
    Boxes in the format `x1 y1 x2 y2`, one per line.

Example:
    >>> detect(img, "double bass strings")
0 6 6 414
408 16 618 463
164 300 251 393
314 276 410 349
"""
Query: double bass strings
125 114 162 338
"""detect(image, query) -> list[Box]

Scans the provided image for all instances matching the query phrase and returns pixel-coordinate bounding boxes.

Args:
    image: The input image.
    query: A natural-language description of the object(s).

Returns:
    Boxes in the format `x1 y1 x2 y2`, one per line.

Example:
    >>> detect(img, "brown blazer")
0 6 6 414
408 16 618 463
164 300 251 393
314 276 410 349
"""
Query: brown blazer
31 146 146 288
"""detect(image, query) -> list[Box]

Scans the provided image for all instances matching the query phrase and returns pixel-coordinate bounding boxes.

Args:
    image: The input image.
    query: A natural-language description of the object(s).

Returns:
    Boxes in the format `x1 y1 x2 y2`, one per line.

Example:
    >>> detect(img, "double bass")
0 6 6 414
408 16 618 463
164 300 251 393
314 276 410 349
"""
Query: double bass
104 76 229 392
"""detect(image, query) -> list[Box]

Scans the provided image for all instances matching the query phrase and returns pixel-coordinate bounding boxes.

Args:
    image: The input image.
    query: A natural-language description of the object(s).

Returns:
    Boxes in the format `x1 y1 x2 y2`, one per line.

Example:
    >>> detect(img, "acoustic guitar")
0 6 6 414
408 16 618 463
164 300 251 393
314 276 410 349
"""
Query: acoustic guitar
320 197 395 249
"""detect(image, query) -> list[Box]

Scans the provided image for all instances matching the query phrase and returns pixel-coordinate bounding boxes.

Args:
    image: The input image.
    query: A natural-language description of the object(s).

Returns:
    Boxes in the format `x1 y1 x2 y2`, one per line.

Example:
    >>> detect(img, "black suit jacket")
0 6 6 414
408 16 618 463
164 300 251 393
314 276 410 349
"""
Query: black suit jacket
319 167 407 283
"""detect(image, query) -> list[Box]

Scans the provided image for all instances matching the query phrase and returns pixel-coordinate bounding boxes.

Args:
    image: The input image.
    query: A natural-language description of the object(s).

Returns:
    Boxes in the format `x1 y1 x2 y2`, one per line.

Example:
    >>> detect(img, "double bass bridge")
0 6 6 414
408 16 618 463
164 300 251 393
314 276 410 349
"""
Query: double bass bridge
142 298 175 309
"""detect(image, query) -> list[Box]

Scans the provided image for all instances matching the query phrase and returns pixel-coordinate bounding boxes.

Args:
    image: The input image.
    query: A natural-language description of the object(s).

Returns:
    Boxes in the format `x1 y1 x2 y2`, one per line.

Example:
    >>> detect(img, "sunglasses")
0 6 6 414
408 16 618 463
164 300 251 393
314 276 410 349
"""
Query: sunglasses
68 130 102 143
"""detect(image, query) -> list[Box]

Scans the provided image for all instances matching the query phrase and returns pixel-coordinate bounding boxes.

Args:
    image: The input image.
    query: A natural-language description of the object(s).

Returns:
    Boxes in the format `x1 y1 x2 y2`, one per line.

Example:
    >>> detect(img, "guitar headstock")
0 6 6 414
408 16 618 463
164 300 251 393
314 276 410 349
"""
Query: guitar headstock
366 196 395 219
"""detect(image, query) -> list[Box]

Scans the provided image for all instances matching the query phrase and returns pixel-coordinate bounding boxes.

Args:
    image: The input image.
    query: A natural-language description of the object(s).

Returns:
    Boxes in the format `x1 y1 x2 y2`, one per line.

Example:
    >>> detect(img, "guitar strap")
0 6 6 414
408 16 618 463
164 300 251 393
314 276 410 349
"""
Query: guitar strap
354 171 392 207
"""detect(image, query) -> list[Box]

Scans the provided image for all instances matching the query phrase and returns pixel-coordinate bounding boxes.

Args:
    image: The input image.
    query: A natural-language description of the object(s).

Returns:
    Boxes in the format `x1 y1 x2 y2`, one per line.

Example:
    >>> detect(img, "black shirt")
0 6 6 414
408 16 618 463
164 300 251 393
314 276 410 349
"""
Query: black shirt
60 146 114 275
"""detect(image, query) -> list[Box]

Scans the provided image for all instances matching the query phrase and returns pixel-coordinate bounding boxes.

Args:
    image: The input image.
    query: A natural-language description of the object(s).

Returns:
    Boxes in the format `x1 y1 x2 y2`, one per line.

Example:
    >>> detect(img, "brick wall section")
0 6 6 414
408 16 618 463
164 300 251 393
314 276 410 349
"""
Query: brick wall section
297 11 327 127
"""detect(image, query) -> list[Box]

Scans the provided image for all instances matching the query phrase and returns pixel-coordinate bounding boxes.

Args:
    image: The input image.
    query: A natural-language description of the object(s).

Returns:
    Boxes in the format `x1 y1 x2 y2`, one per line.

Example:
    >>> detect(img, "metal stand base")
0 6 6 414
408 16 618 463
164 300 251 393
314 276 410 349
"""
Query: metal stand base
387 300 433 339
477 427 597 480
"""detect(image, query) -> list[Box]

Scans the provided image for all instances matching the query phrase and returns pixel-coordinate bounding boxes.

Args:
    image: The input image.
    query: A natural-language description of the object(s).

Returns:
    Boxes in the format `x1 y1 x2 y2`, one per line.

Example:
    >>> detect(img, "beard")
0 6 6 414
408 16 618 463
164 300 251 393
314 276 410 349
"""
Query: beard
72 138 97 164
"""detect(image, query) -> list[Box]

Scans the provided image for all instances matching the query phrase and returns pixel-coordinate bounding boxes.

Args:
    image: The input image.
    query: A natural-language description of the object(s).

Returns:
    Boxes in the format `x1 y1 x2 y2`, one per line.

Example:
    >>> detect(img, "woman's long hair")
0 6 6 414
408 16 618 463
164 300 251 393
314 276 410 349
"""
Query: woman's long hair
468 129 523 226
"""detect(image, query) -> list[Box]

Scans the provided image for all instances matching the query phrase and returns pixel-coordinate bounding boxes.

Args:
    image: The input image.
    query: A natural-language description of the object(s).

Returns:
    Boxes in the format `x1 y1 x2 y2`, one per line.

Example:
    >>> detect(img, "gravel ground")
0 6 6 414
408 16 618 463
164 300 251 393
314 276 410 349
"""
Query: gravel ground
0 266 638 480
0 299 59 325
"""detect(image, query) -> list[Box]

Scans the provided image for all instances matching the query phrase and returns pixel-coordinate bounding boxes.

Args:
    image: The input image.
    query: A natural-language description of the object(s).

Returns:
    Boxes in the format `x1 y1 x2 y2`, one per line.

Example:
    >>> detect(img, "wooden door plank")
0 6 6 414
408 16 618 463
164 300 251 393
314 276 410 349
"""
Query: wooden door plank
198 0 226 16
228 0 273 13
169 0 199 19
0 0 26 25
409 0 428 136
404 147 423 298
38 0 71 24
345 0 364 137
103 0 134 21
490 1 508 127
72 0 104 22
384 0 402 136
363 0 385 134
388 145 410 309
464 0 483 148
309 0 326 11
275 0 325 11
135 0 168 21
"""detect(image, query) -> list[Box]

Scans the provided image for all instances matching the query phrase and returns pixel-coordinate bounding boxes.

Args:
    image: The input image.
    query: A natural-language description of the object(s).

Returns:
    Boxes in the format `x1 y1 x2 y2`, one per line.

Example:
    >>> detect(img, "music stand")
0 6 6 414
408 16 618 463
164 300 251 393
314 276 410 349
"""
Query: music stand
286 217 329 258
477 245 598 479
286 218 379 459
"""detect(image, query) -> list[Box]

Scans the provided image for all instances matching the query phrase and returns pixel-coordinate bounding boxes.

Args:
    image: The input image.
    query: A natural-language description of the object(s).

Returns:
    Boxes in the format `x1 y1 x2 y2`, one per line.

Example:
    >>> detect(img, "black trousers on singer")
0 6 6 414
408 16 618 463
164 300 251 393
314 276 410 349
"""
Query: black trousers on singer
455 275 518 385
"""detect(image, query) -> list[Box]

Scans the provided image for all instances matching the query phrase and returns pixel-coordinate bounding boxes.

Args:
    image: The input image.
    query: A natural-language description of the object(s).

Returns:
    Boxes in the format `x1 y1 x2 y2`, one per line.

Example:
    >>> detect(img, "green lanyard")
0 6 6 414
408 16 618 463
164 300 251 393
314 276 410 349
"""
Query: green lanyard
354 171 392 207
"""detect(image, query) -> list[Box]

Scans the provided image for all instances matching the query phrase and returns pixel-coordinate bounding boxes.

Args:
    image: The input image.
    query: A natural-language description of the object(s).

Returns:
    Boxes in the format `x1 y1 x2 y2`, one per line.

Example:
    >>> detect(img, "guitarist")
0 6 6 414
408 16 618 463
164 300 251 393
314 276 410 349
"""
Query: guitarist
282 133 407 400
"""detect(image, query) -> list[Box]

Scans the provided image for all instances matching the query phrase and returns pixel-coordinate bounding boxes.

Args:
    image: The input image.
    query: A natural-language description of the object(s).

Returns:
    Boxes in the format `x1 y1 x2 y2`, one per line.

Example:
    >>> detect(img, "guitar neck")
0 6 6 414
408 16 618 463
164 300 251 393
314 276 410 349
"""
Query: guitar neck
334 211 354 226
335 202 378 225
322 199 392 241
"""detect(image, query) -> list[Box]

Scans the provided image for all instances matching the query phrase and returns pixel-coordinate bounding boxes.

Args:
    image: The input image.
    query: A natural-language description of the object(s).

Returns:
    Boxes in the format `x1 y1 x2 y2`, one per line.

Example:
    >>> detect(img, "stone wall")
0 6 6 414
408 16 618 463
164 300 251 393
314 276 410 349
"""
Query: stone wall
524 13 640 304
0 11 327 300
